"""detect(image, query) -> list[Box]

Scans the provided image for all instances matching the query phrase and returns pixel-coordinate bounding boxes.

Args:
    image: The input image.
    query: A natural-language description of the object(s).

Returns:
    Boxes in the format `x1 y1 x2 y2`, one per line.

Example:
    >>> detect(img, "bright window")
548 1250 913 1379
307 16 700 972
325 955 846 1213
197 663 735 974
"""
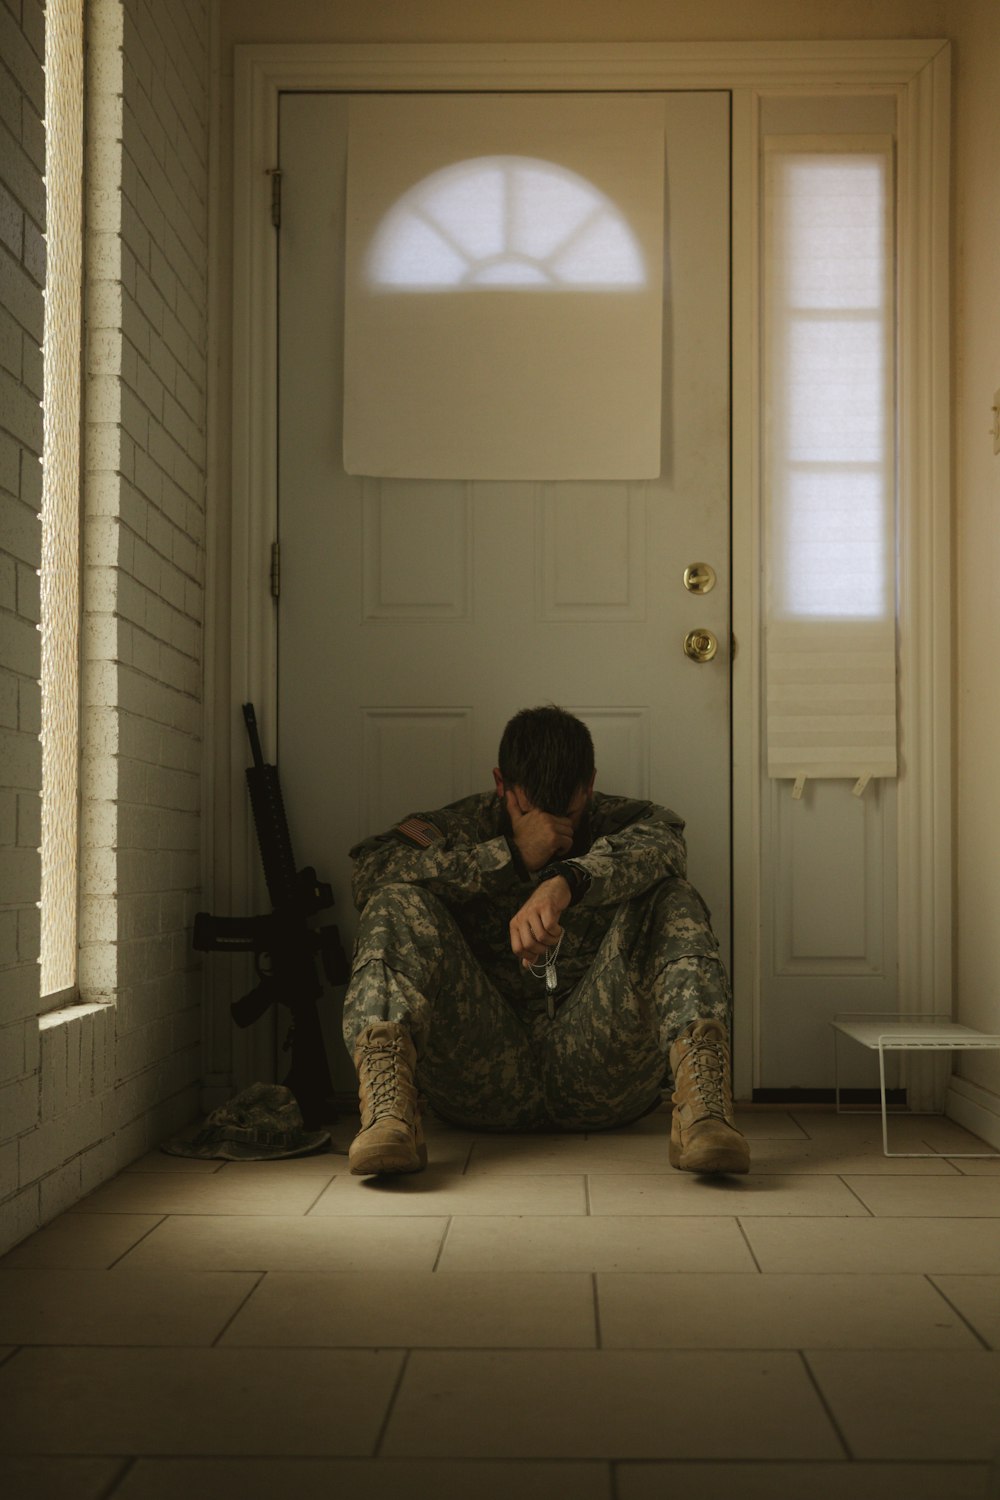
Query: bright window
39 0 83 999
763 137 898 783
765 142 895 621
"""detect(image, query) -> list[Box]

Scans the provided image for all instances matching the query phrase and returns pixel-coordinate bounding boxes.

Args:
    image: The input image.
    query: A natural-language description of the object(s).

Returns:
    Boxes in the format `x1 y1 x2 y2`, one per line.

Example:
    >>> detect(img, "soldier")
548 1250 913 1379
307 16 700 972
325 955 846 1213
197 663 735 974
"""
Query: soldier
343 705 750 1177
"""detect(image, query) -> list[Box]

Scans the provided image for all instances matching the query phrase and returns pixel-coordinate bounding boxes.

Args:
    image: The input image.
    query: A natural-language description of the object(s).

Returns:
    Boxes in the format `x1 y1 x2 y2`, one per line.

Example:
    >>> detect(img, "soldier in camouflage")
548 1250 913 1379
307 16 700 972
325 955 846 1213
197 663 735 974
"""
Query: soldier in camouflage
344 706 750 1177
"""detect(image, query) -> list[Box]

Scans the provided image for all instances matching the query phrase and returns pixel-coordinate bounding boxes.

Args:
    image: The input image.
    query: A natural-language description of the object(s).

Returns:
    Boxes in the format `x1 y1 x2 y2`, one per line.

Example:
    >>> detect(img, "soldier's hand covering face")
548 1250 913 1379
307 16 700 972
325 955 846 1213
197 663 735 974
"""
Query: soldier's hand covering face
504 788 574 872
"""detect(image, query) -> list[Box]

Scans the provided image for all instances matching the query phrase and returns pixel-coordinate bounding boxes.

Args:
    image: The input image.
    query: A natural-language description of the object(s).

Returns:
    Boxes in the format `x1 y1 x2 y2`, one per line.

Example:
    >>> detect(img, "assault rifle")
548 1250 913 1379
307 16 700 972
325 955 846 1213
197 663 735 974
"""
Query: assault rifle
193 703 349 1128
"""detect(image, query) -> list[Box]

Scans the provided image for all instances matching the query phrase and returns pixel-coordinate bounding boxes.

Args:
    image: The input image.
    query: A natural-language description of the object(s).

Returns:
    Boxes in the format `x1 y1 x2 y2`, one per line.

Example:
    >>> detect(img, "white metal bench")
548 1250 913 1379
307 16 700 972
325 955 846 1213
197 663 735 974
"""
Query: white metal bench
831 1013 1000 1158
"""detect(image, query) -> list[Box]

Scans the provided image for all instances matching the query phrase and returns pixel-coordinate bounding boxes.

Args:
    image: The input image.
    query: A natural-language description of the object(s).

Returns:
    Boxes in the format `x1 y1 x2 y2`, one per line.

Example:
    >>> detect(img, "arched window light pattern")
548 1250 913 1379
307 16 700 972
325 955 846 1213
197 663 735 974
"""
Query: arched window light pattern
367 156 647 290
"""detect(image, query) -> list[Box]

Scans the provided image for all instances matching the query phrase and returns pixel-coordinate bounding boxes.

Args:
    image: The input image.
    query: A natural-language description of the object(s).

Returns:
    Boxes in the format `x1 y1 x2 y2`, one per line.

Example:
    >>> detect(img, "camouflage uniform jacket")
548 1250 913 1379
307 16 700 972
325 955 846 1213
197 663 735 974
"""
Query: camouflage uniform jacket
349 792 690 1007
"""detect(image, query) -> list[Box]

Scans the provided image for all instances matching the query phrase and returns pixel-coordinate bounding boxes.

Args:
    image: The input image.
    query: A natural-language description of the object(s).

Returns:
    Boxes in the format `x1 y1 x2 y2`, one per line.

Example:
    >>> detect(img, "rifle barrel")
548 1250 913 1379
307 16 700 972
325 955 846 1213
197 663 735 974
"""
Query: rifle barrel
243 702 265 771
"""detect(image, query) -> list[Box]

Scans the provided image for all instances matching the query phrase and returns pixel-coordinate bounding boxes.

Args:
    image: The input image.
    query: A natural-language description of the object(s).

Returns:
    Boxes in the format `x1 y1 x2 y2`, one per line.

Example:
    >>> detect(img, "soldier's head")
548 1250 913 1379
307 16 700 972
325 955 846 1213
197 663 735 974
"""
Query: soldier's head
493 705 595 821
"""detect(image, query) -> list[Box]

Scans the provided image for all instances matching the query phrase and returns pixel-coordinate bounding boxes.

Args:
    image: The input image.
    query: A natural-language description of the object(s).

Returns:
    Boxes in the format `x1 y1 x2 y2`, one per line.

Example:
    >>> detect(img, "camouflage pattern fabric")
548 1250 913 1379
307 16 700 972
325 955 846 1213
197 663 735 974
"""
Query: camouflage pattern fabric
344 791 731 1131
161 1082 331 1159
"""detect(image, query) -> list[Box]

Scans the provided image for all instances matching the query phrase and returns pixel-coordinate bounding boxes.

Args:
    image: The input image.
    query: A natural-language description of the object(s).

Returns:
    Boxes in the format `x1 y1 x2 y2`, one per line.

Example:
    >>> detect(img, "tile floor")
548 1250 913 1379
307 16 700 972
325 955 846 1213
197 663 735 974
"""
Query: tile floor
1 1105 999 1499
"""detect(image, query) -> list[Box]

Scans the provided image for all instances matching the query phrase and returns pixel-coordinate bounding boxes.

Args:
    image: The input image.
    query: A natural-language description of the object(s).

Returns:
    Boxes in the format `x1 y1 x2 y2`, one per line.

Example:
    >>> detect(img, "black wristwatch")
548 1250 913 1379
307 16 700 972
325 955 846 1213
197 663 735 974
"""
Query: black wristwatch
538 860 591 906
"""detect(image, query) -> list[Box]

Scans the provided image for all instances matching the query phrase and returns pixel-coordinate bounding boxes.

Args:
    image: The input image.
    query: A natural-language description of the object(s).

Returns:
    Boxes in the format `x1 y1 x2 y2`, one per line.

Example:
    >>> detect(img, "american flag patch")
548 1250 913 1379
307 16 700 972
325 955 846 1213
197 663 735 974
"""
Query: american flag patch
394 817 442 848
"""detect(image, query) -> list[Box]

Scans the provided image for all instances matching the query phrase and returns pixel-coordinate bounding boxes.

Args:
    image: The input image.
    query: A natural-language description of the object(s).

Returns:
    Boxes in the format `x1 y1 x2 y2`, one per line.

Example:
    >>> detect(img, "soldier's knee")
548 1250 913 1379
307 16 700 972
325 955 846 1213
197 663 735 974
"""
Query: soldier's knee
645 875 714 932
354 884 457 963
624 878 722 979
359 882 447 925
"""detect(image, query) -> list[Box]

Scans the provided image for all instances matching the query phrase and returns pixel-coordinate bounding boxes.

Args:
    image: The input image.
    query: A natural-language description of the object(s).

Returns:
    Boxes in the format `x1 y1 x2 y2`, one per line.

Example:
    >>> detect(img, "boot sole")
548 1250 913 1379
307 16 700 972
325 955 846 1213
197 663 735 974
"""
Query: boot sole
349 1142 428 1177
669 1134 750 1175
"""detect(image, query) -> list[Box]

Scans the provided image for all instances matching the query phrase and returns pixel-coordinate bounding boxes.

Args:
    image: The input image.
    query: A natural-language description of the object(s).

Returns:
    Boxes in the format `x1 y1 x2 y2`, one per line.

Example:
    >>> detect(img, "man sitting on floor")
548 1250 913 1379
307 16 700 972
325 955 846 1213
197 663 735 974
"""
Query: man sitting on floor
342 704 749 1176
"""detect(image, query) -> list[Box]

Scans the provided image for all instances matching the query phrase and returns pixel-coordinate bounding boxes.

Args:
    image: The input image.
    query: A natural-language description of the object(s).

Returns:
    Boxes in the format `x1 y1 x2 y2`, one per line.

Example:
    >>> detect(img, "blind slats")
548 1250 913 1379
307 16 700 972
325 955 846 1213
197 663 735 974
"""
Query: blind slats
763 139 897 784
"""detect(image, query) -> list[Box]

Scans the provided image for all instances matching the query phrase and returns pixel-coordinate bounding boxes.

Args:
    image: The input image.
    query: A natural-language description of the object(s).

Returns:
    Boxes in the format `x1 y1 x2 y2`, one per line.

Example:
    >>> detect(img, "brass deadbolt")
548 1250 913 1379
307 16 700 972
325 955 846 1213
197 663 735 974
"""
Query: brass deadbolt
683 562 717 595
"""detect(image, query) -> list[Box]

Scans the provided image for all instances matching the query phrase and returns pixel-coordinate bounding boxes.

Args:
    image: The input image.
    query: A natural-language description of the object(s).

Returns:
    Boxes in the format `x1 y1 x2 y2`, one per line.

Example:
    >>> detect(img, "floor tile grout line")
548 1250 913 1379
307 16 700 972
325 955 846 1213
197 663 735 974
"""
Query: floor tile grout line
431 1216 454 1272
77 1209 385 1220
923 1273 994 1351
3 1336 990 1353
592 1271 603 1349
837 1177 876 1216
781 1113 813 1142
211 1269 268 1348
14 1452 989 1471
301 1177 339 1216
99 1455 135 1500
30 1451 665 1471
106 1216 170 1268
372 1347 411 1458
25 1338 973 1353
608 1458 994 1474
735 1216 763 1272
798 1348 854 1461
919 1148 964 1175
920 1139 1000 1161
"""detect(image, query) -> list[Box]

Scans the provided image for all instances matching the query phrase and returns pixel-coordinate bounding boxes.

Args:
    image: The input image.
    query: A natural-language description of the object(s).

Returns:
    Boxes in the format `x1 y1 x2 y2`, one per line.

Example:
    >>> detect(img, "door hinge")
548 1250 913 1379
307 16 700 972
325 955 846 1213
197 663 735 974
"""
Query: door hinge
267 167 282 230
270 541 280 601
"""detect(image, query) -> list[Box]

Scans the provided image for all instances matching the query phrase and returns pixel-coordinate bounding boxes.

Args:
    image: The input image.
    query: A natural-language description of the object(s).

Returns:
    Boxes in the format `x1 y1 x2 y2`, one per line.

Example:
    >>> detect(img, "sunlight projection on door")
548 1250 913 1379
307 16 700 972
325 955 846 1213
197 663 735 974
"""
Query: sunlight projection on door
344 94 665 478
367 156 647 291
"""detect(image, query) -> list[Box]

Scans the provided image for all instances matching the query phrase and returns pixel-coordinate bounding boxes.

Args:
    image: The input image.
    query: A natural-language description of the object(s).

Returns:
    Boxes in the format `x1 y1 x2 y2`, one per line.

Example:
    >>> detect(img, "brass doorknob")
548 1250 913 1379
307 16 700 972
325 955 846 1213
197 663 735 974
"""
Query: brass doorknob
683 562 717 595
683 628 718 663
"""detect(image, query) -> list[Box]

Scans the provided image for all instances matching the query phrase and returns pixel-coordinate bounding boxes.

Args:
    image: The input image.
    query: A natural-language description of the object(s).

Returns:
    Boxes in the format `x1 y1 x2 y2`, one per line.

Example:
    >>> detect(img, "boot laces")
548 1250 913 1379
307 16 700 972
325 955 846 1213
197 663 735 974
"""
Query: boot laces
361 1042 410 1121
683 1035 730 1118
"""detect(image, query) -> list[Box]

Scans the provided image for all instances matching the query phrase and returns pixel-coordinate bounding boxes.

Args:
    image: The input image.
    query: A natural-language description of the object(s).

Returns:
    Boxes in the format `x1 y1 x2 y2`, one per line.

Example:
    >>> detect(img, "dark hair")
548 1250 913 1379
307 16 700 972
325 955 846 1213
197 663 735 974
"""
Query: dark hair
497 705 595 815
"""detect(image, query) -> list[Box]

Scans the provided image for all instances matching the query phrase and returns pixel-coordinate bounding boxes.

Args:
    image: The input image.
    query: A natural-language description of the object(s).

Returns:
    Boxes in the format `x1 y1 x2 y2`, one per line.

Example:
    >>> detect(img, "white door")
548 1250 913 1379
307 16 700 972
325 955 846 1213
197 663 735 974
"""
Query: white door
277 92 731 1089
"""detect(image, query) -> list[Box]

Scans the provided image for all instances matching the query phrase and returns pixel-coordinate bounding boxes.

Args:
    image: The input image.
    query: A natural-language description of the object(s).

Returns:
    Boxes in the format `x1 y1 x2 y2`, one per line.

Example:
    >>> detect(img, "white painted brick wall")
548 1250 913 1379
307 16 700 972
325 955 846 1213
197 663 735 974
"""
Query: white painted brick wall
0 0 45 1250
1 0 210 1256
79 0 209 1157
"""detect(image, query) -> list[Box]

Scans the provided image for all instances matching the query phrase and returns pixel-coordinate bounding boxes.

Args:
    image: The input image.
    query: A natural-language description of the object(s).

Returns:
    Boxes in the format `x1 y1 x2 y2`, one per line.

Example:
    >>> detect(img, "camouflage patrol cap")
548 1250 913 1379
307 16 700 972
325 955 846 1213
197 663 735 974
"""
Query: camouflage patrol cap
161 1081 331 1160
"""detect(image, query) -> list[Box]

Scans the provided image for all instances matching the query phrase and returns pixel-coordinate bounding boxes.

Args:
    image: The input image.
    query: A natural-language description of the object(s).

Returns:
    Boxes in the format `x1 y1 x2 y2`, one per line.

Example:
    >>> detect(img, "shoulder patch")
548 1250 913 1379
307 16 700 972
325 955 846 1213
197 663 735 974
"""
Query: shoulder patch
394 816 443 848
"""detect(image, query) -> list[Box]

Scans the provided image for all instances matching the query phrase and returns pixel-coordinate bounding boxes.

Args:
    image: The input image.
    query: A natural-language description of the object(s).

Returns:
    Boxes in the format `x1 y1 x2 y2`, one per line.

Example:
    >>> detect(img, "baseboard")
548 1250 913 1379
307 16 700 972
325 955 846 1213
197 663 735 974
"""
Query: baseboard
946 1073 1000 1151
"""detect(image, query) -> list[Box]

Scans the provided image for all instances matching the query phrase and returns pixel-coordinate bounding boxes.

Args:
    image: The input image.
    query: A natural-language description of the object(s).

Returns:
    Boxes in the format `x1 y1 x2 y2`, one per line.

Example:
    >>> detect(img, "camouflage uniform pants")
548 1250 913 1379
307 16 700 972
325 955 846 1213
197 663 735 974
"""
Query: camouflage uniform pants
343 878 731 1131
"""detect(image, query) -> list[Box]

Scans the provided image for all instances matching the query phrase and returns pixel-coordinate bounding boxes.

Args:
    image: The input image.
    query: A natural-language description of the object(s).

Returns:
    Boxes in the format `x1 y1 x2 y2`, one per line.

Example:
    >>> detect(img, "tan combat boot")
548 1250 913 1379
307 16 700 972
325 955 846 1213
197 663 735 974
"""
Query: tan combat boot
668 1018 750 1175
349 1021 427 1176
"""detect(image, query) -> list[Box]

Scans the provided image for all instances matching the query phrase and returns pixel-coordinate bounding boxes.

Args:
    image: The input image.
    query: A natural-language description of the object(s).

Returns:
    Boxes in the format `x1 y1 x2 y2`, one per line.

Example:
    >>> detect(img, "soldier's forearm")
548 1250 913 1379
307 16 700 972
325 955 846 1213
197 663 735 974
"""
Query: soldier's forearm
351 836 523 910
572 824 688 906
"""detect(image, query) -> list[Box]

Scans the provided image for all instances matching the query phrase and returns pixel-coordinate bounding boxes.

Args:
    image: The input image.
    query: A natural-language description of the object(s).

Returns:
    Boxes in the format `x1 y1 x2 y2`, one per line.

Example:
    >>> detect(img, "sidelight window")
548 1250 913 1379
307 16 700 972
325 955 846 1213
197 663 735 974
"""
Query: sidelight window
763 137 898 785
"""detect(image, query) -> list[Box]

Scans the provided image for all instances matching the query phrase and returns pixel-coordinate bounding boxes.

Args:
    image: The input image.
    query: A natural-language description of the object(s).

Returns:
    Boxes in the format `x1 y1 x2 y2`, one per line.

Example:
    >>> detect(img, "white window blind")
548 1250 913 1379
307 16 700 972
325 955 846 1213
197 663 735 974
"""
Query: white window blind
343 95 665 480
763 137 897 784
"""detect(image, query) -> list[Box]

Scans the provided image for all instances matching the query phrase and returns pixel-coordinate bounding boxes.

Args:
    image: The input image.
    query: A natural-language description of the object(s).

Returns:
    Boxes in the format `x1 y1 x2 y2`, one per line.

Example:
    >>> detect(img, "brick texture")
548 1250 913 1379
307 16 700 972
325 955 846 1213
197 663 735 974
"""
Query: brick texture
1 0 209 1256
78 0 208 1171
0 0 45 1252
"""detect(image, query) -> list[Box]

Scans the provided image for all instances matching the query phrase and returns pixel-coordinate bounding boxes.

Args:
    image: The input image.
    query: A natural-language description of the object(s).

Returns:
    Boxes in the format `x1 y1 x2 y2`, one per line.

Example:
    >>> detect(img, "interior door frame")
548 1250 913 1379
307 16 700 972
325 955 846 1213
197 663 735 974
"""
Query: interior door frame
216 40 951 1101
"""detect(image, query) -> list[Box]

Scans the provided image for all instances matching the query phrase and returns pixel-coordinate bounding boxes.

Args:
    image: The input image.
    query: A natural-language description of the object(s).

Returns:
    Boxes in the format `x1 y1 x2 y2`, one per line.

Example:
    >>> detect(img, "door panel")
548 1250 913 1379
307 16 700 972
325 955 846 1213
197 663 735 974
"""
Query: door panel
759 777 899 1090
277 91 731 1087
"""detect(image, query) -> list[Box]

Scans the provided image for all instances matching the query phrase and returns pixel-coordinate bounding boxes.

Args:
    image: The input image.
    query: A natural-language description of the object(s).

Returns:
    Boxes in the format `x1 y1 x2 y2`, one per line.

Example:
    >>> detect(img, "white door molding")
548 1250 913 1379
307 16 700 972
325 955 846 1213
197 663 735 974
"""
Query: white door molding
221 39 951 1100
895 46 953 1108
